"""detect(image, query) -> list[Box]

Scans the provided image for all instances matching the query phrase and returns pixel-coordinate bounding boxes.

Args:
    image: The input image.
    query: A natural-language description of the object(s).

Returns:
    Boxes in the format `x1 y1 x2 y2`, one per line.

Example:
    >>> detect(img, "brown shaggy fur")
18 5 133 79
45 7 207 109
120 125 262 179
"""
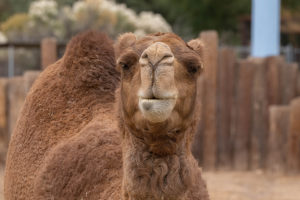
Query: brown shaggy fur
4 31 209 200
4 31 121 200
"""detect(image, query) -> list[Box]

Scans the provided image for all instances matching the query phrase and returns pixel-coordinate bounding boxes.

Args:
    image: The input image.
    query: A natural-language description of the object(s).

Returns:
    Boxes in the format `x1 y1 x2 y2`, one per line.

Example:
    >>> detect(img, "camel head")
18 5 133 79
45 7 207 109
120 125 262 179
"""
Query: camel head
116 32 204 155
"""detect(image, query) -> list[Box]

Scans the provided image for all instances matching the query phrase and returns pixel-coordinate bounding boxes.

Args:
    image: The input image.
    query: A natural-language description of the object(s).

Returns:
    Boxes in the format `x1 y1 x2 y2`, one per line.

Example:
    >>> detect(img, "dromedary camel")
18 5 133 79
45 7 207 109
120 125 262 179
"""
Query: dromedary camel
4 31 209 200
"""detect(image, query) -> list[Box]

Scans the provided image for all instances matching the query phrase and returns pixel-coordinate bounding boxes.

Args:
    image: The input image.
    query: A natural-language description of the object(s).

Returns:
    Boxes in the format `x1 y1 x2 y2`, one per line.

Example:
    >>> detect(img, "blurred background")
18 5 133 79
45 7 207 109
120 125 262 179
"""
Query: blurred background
1 1 300 200
0 0 299 76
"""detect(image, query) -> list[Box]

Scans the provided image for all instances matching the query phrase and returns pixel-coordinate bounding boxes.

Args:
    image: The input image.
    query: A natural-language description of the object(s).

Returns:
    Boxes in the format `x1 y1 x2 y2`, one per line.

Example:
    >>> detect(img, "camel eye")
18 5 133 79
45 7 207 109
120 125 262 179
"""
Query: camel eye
187 65 199 74
118 52 138 71
181 56 202 75
120 62 130 70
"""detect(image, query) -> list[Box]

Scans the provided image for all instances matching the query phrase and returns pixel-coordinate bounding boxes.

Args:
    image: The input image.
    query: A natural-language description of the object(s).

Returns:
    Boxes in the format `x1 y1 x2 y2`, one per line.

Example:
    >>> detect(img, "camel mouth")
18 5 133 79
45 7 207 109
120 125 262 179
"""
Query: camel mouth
138 97 176 123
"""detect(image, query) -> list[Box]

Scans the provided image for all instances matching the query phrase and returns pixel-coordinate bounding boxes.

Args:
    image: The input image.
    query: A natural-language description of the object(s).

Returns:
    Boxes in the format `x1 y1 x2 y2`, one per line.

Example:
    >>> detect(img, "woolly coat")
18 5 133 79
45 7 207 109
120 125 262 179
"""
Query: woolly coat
4 31 122 200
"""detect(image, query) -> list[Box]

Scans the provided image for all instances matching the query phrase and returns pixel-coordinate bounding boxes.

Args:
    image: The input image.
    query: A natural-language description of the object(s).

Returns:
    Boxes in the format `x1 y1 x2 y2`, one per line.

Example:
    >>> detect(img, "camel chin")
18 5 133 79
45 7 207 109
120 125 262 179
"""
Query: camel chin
138 98 176 123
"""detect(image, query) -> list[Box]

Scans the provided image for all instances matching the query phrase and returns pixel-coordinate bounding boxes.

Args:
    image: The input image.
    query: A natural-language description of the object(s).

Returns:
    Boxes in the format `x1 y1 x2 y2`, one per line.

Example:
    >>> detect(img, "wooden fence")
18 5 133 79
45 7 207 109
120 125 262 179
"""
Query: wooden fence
0 38 60 164
0 38 64 77
192 31 300 173
0 71 40 164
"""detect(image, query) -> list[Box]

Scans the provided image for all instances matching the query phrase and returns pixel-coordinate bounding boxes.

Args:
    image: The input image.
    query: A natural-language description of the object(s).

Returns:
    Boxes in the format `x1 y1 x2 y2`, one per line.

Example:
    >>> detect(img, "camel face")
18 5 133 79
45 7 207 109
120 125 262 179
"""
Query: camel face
116 32 203 137
138 42 178 123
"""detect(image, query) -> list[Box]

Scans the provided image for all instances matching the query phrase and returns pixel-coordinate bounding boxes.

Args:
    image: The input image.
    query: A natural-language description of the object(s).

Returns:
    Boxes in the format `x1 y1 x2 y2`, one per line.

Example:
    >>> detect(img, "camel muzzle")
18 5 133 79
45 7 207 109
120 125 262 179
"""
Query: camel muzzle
138 42 178 123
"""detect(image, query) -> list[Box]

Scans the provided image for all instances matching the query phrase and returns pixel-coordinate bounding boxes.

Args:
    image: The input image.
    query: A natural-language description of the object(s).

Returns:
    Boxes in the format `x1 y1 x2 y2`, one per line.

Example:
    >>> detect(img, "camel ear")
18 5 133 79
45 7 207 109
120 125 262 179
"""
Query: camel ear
187 38 204 56
187 39 205 73
115 33 136 58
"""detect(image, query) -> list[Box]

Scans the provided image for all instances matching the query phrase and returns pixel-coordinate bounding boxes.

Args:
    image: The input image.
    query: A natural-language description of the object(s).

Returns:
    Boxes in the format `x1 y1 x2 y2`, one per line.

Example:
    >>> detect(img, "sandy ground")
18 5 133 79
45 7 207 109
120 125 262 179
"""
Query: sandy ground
0 168 300 200
204 170 300 200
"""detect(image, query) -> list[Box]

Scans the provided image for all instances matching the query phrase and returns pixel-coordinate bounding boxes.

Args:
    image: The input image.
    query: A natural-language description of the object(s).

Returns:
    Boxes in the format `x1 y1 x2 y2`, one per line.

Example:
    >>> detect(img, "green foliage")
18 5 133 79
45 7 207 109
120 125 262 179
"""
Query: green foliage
56 0 77 6
116 0 251 38
1 13 29 33
1 0 299 41
0 0 78 22
282 0 300 12
183 0 251 31
0 0 32 22
0 0 171 42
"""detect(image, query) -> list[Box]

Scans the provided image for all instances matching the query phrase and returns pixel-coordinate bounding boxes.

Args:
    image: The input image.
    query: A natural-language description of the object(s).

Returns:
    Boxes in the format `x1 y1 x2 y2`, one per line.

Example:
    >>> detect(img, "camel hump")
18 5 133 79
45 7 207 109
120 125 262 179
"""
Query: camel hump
57 30 119 92
63 30 116 71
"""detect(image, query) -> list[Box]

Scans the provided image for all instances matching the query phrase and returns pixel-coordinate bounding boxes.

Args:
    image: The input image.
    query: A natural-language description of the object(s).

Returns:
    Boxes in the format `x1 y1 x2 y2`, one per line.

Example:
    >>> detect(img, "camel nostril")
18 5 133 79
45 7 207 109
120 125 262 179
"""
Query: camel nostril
162 54 173 60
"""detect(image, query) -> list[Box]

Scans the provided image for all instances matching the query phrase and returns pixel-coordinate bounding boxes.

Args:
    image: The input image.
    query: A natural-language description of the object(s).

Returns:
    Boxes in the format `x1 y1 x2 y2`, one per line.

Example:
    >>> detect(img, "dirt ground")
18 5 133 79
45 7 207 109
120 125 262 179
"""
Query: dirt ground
204 170 300 200
0 167 300 200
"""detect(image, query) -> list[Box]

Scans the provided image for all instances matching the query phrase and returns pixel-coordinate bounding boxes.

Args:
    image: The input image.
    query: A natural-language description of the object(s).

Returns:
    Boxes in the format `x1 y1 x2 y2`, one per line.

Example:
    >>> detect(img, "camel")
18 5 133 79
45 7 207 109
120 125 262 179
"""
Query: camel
4 31 209 200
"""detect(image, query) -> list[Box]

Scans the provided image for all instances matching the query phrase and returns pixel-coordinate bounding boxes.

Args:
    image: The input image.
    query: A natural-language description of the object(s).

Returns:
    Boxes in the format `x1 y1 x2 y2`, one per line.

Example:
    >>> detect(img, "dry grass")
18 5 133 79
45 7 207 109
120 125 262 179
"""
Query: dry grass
1 167 300 200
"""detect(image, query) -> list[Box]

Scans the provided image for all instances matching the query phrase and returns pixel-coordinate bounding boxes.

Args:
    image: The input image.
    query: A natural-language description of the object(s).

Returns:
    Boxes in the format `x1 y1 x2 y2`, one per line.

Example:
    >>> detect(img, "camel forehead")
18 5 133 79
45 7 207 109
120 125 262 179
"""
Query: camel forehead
117 33 202 69
134 33 192 56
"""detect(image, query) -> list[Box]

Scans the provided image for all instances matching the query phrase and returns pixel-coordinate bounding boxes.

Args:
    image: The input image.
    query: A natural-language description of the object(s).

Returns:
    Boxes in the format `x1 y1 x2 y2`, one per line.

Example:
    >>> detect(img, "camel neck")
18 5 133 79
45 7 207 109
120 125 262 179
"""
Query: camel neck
121 128 196 200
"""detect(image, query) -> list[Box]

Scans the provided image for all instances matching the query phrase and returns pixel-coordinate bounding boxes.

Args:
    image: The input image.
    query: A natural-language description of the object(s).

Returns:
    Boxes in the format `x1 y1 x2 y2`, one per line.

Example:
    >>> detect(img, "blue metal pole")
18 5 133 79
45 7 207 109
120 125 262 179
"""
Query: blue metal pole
251 0 281 57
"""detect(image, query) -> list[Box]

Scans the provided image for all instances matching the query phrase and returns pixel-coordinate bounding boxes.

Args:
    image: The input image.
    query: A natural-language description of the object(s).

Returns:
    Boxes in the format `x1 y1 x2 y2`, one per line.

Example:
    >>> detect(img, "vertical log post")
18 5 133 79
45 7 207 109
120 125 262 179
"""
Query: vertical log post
233 60 255 170
250 58 269 170
279 63 298 104
266 56 283 105
8 77 26 136
297 72 300 97
267 105 290 173
23 71 40 93
287 97 300 173
0 78 8 164
199 31 218 170
217 48 236 169
41 37 57 70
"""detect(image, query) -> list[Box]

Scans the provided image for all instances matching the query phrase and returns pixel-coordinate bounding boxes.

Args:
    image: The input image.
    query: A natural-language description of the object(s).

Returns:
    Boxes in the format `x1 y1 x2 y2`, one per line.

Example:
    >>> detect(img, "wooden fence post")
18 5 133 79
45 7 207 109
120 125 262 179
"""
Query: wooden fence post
217 48 236 169
297 72 300 97
287 97 300 173
8 77 26 135
250 58 269 170
279 63 298 104
267 105 290 173
0 78 8 164
24 71 40 93
266 56 283 105
233 60 255 170
199 31 218 170
41 37 57 70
